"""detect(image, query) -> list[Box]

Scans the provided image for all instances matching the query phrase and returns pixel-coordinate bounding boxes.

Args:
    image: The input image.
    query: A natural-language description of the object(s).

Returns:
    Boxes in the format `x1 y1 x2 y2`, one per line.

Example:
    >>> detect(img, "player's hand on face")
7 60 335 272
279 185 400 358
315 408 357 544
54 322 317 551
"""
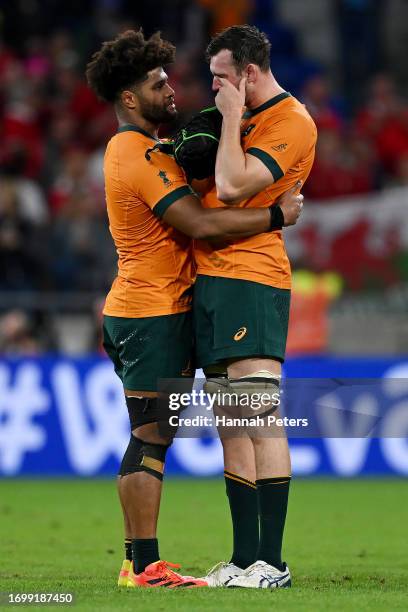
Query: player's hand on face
215 77 246 118
278 180 304 227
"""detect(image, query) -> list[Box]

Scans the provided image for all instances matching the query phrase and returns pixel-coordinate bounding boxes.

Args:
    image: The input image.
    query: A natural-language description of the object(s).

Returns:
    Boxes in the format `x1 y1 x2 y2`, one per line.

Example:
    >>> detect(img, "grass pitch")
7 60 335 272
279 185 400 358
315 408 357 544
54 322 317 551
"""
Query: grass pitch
0 478 407 611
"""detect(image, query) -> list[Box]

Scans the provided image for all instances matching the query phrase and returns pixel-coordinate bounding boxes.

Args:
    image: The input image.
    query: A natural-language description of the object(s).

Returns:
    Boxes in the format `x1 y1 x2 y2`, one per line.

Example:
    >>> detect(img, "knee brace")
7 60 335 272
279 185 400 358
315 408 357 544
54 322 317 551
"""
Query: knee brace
118 435 170 481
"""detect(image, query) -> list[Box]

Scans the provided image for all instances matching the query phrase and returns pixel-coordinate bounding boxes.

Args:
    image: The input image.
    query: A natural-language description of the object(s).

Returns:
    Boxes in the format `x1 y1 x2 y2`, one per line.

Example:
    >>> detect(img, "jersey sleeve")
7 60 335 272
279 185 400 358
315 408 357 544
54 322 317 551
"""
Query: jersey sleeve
135 151 194 217
246 115 309 182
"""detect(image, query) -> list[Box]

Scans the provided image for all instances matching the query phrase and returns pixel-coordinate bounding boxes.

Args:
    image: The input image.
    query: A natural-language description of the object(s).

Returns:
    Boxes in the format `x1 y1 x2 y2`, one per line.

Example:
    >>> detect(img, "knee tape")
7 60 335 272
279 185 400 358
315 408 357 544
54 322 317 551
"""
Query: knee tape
203 364 228 394
118 435 170 480
203 374 229 395
126 396 168 429
229 370 280 396
229 371 281 417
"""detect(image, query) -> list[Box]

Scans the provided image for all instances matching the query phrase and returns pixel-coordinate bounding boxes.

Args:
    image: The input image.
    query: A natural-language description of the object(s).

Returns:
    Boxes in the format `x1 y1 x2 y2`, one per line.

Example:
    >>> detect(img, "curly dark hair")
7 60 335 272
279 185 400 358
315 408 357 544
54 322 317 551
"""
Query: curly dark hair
206 25 271 73
86 29 176 103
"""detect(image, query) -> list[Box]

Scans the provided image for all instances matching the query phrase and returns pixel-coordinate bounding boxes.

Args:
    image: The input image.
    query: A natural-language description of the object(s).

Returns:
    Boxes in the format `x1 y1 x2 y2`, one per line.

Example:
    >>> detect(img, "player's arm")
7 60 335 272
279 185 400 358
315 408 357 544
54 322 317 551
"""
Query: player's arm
213 78 273 203
163 192 268 239
214 78 302 204
138 149 301 239
161 184 303 240
216 122 274 203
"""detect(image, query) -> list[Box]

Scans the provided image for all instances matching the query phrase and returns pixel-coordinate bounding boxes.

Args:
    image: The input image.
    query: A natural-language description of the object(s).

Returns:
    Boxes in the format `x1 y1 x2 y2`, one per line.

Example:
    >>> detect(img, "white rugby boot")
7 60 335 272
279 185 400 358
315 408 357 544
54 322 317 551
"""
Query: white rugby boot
203 561 245 587
227 560 291 589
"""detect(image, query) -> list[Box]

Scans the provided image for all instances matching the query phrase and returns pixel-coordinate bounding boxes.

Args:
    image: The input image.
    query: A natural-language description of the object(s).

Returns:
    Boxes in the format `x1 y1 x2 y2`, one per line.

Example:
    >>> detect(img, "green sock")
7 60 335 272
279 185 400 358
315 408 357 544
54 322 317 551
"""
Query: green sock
257 476 291 571
124 538 132 561
225 471 259 569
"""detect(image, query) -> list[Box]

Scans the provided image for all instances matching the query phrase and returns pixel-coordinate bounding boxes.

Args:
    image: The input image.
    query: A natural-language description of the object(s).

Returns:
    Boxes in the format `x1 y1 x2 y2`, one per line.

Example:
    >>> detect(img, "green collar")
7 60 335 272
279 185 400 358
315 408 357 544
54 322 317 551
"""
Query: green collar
243 92 291 119
117 124 158 141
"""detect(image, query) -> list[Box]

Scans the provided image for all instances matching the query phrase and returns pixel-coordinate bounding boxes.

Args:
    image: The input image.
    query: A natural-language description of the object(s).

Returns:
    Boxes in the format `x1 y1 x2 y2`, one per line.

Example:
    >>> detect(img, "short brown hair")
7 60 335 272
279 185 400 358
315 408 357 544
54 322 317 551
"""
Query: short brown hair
206 25 271 73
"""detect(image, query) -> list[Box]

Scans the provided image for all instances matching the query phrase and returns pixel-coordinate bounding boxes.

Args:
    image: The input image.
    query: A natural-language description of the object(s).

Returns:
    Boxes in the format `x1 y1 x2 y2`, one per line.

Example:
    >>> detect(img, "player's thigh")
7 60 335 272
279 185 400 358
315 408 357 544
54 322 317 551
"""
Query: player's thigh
227 357 281 378
103 312 193 393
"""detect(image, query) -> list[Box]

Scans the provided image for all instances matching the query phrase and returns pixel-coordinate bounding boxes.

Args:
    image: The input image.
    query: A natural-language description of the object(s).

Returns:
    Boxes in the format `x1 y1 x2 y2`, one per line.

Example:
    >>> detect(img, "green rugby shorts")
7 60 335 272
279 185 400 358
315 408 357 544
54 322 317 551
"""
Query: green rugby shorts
193 275 290 369
103 311 193 392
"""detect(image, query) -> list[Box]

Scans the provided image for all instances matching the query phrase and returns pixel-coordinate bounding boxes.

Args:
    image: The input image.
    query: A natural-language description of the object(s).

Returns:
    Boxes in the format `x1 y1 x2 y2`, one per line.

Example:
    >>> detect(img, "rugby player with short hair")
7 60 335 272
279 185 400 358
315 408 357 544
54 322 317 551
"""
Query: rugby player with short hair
86 29 303 589
195 25 317 588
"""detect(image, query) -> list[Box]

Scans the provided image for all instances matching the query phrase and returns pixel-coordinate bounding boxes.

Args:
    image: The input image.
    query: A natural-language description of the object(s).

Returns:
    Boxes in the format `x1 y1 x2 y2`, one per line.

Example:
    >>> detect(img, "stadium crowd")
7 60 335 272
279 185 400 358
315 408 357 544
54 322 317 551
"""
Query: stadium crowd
1 0 408 353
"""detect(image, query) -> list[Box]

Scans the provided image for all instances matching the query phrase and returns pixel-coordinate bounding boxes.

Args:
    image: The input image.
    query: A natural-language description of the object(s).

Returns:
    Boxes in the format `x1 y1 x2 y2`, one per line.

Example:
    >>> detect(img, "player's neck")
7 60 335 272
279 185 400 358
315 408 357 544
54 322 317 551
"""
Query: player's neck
117 112 159 139
246 74 286 111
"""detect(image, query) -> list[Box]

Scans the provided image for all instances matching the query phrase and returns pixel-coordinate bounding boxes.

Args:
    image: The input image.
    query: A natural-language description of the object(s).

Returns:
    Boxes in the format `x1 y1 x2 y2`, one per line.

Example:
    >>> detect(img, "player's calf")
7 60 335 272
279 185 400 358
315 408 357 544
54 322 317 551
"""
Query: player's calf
119 434 170 481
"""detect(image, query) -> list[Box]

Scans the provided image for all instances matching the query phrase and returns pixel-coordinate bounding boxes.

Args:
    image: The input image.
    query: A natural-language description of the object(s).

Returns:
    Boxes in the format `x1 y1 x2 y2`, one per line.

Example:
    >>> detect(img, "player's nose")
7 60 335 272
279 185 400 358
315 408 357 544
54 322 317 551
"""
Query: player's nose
212 78 220 92
166 83 175 97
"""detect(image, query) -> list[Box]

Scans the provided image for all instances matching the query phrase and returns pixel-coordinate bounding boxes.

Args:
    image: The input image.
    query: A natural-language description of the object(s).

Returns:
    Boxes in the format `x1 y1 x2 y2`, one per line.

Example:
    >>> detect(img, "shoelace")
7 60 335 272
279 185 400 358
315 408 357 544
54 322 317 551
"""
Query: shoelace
153 560 183 581
245 563 270 577
206 561 229 576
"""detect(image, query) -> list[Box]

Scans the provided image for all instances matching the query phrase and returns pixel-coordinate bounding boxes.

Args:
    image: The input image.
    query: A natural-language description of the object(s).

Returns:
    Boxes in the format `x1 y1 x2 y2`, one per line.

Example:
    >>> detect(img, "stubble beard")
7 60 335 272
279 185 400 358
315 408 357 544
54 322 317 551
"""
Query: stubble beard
138 95 178 126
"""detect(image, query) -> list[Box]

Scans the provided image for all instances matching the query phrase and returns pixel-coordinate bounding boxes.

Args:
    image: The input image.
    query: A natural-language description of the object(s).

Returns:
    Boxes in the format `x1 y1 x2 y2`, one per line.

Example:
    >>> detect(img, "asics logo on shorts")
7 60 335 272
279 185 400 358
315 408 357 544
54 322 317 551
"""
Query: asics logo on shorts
233 327 247 341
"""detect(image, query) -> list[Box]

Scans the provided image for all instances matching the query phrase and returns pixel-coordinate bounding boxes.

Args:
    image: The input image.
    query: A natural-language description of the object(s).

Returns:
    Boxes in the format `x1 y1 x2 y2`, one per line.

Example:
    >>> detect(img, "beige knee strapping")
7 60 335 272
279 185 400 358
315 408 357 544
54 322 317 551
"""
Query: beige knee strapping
203 370 281 412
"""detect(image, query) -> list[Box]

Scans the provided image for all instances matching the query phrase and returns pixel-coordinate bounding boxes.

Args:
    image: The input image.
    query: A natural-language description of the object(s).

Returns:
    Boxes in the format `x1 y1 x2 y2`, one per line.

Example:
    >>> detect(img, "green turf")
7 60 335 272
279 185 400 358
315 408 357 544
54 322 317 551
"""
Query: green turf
0 479 407 611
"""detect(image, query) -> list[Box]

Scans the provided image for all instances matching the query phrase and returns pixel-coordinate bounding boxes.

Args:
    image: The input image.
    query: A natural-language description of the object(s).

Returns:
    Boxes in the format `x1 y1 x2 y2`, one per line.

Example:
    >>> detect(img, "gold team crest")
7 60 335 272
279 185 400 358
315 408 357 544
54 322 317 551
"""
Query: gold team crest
158 170 173 188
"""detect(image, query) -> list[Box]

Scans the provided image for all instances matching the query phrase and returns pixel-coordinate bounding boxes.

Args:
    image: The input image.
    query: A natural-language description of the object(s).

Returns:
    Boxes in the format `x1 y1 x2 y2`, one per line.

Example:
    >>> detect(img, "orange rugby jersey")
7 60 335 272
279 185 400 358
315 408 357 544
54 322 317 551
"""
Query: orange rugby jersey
194 92 317 289
103 125 195 318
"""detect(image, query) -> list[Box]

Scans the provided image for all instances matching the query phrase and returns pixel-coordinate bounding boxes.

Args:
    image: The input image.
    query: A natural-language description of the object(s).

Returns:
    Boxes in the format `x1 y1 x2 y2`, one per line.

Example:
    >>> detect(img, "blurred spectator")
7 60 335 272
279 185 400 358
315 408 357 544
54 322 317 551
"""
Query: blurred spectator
51 191 115 291
42 112 78 189
48 30 80 70
0 146 49 225
24 37 52 84
302 75 345 132
48 147 100 214
356 74 408 179
1 59 45 178
0 177 50 290
304 129 376 200
0 310 43 355
50 62 110 149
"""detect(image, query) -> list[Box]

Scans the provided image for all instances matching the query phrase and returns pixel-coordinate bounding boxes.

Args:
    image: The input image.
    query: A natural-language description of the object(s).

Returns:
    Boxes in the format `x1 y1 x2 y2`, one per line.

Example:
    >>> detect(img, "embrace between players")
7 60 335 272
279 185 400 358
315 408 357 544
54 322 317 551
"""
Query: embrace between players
86 24 316 589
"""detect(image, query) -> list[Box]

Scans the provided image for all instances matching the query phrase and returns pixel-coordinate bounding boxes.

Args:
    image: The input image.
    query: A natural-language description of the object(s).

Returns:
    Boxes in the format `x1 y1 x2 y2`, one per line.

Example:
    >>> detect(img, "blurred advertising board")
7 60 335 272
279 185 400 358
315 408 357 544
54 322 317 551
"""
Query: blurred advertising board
0 356 408 477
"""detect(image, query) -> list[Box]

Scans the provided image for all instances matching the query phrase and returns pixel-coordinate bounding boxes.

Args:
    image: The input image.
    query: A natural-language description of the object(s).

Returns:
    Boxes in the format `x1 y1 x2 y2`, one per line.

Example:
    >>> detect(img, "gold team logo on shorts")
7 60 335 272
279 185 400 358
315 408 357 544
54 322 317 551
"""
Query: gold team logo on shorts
233 327 247 341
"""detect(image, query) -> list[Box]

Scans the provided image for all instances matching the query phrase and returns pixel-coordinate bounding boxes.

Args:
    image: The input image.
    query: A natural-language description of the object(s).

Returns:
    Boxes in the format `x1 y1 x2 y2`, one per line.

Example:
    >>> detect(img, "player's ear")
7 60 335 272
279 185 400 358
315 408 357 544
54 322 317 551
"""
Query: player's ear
120 89 137 110
246 64 257 84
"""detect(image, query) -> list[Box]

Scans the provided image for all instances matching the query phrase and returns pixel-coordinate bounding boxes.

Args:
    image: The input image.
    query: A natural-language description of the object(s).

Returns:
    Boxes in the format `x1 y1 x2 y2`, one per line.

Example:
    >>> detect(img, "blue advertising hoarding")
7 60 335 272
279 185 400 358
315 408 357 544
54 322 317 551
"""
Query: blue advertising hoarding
0 355 408 477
